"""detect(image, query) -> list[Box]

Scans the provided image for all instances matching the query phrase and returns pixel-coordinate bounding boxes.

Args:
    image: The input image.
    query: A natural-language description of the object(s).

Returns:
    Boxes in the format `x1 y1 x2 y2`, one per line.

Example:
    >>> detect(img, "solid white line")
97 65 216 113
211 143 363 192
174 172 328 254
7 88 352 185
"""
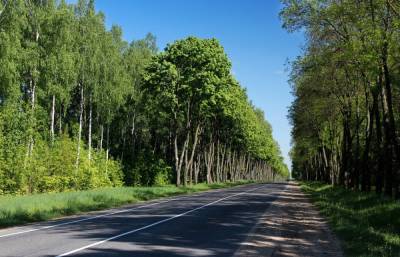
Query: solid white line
56 185 265 257
0 199 175 239
0 184 252 239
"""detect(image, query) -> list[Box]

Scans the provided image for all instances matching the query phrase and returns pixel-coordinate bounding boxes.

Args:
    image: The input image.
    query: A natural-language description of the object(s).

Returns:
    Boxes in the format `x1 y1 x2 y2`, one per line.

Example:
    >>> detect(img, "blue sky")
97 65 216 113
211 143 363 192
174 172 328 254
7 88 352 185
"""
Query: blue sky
82 0 304 170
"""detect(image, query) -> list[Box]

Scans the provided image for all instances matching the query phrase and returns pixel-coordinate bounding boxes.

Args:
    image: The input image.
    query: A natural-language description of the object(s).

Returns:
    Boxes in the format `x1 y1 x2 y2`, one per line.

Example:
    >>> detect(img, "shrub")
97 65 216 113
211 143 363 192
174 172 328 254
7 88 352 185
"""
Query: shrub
153 159 172 186
124 154 172 186
0 134 124 195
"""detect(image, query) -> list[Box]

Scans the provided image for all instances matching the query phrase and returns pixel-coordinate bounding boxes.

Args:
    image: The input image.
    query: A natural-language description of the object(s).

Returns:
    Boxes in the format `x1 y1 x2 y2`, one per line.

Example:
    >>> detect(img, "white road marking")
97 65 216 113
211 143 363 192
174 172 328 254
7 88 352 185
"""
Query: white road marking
0 199 175 239
56 185 265 257
0 184 252 239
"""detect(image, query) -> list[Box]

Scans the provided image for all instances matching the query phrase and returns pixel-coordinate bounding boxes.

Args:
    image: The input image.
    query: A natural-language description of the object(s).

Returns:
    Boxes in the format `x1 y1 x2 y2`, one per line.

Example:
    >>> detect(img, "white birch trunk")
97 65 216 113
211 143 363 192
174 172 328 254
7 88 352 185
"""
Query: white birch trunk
88 94 92 162
50 95 55 144
75 84 84 173
100 124 104 150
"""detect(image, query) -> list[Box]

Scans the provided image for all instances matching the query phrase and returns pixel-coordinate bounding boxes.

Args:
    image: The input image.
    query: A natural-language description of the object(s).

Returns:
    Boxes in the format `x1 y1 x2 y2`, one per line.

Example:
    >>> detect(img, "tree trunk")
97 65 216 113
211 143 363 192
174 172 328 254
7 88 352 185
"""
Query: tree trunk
184 124 201 186
59 104 63 135
75 84 84 173
174 131 188 186
99 124 104 150
361 105 373 192
88 94 92 162
205 140 215 184
194 154 200 184
50 95 56 144
220 145 226 182
382 48 400 198
354 95 361 190
183 143 189 186
381 85 393 196
105 124 110 174
27 78 36 158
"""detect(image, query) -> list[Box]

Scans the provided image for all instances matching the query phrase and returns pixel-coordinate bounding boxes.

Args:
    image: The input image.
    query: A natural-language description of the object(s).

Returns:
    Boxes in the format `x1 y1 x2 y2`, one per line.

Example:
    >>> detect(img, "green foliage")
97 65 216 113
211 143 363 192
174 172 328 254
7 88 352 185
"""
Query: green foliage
126 155 172 186
217 80 288 176
0 0 286 197
152 160 172 186
143 37 288 184
282 0 400 196
1 135 123 194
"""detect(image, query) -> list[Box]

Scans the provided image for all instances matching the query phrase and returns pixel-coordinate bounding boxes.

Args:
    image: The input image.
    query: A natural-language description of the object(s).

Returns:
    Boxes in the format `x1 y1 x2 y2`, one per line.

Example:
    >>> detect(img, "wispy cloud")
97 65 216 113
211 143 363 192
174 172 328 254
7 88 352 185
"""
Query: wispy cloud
273 69 286 76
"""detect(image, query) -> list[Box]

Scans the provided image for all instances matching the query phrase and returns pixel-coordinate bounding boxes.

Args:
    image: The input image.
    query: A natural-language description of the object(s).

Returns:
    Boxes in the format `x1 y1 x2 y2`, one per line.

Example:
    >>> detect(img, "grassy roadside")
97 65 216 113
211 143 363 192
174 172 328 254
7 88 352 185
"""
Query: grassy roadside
0 181 253 229
301 182 400 257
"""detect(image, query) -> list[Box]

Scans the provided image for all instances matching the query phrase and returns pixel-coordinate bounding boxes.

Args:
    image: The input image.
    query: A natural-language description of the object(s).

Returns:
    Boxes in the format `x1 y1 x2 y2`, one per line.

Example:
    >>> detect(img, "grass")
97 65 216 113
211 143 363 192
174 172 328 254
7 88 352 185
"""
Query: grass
0 181 252 228
301 182 400 257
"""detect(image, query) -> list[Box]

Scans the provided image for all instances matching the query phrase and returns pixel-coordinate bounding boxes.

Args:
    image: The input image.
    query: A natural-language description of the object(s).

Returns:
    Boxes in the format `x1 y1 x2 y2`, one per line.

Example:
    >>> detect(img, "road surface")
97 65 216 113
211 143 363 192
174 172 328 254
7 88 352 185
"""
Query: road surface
0 183 343 257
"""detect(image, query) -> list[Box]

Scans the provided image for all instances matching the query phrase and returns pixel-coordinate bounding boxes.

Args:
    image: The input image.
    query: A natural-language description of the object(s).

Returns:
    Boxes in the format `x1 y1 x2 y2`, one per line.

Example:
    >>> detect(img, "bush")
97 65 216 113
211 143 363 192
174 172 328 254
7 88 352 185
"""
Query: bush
37 176 73 193
0 134 124 195
153 159 172 186
124 155 172 186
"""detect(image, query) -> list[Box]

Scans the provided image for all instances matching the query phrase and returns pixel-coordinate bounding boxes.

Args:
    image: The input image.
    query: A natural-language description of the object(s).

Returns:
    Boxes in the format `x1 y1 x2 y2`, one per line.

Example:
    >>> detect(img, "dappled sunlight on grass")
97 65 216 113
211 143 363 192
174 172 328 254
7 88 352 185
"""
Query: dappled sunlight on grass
301 182 400 257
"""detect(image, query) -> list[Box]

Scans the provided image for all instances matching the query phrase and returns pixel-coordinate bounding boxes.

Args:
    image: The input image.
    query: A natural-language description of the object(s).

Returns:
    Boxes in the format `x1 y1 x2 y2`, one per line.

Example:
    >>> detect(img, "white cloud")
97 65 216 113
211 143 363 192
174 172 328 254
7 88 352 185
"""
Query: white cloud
273 69 286 76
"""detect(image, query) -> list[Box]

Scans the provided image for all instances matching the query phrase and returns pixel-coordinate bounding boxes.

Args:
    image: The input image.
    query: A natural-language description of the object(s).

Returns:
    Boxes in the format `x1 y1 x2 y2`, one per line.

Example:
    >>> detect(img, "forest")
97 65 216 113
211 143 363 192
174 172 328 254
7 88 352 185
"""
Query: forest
0 0 288 195
282 0 400 198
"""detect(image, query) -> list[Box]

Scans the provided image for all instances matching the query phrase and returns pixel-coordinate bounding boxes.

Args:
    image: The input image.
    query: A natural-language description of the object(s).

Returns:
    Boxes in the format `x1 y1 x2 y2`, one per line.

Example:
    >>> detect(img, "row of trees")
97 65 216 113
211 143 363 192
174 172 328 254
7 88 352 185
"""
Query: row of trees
282 0 400 198
140 37 288 186
0 0 287 194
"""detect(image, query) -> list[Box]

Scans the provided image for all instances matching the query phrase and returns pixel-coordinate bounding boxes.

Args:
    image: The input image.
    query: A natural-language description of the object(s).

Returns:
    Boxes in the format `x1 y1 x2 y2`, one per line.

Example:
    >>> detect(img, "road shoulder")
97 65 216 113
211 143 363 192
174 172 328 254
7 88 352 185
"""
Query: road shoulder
234 182 343 257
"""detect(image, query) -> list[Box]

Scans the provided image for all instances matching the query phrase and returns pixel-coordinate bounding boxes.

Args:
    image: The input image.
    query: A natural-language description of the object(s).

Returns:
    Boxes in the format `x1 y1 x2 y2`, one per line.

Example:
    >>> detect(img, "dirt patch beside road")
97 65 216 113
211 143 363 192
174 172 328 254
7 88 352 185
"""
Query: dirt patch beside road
235 183 343 257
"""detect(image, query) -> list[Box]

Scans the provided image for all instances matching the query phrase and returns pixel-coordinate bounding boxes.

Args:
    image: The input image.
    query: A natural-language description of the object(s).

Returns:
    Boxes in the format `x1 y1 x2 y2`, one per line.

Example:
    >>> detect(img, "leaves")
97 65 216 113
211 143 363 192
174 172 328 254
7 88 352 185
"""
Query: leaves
283 0 400 197
0 1 288 194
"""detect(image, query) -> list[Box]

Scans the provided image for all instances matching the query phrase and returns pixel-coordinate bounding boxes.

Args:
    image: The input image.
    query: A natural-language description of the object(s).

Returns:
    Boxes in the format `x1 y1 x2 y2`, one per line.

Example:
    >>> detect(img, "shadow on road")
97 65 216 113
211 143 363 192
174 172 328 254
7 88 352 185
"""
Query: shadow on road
41 184 286 257
27 183 344 257
235 183 343 257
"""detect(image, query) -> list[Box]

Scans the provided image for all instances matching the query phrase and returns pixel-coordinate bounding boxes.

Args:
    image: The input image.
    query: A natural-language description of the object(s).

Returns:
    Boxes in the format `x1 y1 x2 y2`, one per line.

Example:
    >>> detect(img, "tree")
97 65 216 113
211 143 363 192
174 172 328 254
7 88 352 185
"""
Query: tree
0 0 287 194
282 0 400 198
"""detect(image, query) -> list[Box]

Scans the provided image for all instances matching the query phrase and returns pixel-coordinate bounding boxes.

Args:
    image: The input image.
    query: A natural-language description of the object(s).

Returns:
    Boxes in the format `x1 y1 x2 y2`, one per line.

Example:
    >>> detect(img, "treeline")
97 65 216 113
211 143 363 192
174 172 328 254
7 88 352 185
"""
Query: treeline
282 0 400 198
0 0 287 194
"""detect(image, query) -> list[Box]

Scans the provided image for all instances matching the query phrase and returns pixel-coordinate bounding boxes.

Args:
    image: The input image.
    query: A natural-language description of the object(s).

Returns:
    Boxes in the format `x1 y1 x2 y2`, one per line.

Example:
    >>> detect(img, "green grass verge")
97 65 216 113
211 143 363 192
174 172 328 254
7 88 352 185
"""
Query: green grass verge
300 182 400 257
0 181 253 229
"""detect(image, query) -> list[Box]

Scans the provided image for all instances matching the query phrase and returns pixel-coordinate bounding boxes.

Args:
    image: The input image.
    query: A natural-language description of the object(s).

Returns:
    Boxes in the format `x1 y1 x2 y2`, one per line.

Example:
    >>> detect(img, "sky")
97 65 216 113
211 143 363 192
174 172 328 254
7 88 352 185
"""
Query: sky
79 0 304 170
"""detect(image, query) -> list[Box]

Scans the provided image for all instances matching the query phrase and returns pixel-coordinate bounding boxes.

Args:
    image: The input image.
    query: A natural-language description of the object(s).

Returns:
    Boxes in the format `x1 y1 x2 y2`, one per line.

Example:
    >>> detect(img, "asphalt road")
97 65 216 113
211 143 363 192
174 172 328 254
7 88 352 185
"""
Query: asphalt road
0 183 287 257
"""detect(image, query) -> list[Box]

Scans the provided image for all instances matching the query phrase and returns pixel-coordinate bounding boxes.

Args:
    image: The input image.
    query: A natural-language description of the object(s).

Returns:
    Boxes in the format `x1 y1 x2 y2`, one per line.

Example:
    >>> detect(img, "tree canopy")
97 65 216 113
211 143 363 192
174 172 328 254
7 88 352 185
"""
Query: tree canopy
282 0 400 198
0 0 287 194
